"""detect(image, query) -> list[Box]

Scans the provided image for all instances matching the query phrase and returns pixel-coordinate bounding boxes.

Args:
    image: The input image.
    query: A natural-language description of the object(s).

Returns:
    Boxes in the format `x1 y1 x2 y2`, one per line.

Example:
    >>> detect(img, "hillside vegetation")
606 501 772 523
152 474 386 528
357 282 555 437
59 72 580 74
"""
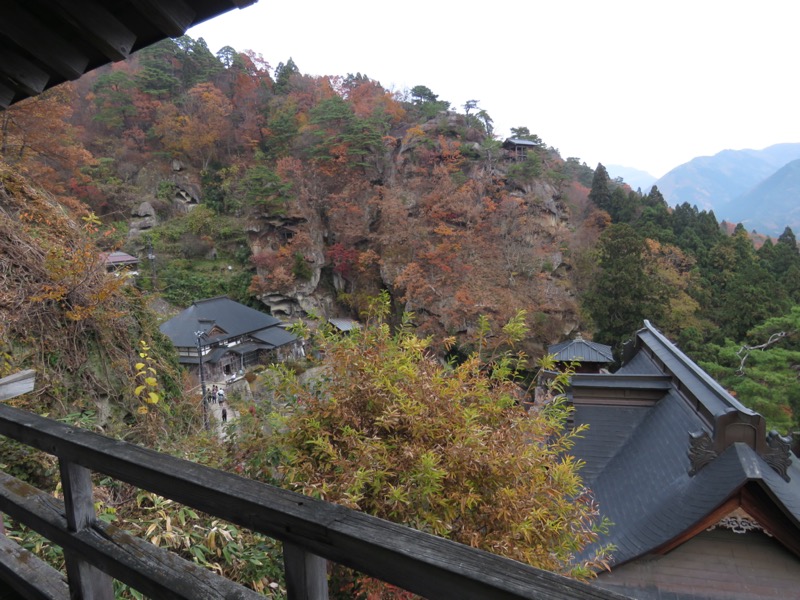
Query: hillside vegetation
2 37 611 359
2 32 800 596
0 38 615 356
3 34 800 432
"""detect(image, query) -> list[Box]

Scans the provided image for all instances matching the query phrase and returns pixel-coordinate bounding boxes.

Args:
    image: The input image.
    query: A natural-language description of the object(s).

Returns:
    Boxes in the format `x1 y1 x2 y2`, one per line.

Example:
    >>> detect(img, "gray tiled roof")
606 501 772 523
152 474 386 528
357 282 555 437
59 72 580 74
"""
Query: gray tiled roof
571 404 651 484
549 336 613 364
103 251 139 266
329 318 362 332
227 342 271 355
160 296 282 349
636 323 756 419
251 327 298 348
503 138 541 147
571 321 800 568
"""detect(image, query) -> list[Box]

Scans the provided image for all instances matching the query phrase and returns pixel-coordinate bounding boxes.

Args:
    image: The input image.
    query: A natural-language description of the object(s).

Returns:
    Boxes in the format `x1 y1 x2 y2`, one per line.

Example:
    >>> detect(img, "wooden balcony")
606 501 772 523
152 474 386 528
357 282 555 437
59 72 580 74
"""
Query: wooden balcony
0 372 626 599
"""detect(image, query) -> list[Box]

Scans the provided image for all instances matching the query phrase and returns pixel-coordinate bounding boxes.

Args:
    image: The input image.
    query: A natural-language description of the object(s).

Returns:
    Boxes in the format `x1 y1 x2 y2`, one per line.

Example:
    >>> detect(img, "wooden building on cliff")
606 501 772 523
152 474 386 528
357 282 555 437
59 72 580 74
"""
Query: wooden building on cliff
502 137 541 162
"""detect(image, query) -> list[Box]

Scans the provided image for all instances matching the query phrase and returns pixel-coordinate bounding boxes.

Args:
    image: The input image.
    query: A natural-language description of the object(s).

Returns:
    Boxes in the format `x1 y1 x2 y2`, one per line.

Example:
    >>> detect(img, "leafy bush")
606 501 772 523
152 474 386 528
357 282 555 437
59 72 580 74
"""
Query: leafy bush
269 294 610 581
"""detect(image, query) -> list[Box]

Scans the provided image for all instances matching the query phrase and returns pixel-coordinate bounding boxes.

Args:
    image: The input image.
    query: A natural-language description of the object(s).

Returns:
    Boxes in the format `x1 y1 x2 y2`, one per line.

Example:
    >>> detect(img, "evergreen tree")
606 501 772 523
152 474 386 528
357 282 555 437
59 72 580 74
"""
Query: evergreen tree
173 36 223 90
273 58 299 94
588 163 612 214
766 226 800 302
699 306 800 433
91 71 136 131
583 223 667 348
635 185 673 242
410 84 439 104
607 186 636 223
408 84 450 118
702 227 789 341
135 40 181 97
772 226 800 274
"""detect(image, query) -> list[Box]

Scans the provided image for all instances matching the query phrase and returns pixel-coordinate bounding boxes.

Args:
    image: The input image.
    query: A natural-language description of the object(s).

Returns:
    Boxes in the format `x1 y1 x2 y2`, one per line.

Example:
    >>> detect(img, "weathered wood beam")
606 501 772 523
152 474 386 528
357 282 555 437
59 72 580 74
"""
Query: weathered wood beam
0 403 627 600
0 471 264 600
0 47 50 97
0 534 69 600
0 5 88 80
0 370 35 402
0 81 14 109
229 0 258 8
60 461 114 598
49 0 137 62
128 0 197 38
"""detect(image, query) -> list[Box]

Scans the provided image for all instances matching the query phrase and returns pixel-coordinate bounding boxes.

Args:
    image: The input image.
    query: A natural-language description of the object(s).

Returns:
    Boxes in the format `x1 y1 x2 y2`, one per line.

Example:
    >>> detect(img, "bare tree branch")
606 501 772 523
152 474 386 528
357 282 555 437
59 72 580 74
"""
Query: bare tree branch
736 332 787 375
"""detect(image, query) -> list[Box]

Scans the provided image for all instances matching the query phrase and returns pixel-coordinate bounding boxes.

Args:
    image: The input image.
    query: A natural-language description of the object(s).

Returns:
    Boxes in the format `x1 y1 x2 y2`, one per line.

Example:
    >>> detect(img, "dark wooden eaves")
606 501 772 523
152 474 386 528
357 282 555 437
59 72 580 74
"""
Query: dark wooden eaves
0 0 256 109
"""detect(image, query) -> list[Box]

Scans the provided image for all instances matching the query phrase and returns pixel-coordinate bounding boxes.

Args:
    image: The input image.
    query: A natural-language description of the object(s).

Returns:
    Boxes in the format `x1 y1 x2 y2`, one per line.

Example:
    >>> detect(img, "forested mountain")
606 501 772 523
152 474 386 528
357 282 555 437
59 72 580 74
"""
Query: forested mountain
2 35 799 434
654 143 800 234
2 37 608 360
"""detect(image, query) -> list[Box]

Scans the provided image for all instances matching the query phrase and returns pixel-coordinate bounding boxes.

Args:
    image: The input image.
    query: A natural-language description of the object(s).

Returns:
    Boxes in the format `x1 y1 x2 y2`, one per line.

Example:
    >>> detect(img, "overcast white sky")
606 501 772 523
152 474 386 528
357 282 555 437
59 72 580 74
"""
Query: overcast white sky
189 0 800 178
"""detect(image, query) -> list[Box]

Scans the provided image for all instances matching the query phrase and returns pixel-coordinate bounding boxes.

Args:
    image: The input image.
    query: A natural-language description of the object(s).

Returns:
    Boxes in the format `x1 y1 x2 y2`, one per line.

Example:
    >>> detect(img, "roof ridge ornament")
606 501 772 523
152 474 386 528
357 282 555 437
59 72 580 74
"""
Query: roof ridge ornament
688 429 793 481
764 430 793 482
688 430 717 475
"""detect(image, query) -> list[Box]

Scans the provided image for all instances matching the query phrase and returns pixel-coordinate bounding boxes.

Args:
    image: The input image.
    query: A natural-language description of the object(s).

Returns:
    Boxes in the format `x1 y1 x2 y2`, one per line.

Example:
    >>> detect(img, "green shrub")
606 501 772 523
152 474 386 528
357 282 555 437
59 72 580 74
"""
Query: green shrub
292 252 313 281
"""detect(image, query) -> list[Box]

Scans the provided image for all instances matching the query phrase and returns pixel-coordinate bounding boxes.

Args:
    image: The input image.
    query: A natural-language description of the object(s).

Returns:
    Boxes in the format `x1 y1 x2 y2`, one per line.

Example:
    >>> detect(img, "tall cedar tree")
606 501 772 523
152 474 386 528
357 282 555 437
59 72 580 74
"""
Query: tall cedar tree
584 223 668 348
588 163 612 214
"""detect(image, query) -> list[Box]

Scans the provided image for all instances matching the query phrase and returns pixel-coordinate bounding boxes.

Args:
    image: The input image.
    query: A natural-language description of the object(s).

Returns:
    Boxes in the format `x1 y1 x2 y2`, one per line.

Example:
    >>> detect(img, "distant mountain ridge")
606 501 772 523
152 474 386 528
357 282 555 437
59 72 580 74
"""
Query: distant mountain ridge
606 165 656 193
650 143 800 235
725 159 800 233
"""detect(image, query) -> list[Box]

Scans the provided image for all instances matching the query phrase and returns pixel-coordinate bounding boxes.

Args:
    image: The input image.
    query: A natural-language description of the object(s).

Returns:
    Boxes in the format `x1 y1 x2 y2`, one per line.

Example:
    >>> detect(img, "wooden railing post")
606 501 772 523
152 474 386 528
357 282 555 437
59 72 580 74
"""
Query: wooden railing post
59 460 114 599
283 542 328 600
0 371 35 540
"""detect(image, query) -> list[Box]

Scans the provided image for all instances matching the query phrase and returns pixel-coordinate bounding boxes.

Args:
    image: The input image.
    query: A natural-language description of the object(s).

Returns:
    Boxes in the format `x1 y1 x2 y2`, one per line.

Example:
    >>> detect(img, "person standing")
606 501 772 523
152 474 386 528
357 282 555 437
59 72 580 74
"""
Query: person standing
220 400 228 423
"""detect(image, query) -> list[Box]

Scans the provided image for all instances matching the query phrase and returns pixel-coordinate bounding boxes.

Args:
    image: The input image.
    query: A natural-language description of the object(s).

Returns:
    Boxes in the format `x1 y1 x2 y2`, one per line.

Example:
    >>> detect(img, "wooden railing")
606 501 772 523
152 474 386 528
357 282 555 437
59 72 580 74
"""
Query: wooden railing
0 400 626 599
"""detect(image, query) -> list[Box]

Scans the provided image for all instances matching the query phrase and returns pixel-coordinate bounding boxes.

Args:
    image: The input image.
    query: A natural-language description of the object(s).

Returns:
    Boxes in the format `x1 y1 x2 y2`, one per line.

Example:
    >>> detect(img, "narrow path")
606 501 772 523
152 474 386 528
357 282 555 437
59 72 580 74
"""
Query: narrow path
207 399 237 439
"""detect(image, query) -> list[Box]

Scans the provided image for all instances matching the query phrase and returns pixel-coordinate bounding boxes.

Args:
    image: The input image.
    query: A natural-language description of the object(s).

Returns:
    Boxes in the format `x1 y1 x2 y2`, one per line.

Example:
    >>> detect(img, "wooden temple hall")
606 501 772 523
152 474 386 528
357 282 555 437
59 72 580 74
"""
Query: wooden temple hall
2 2 799 599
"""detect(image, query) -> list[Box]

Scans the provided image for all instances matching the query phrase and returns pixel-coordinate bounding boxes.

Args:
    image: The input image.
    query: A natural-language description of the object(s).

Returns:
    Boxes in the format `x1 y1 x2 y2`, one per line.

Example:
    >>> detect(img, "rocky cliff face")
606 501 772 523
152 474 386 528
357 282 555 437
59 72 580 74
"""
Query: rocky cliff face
243 116 592 355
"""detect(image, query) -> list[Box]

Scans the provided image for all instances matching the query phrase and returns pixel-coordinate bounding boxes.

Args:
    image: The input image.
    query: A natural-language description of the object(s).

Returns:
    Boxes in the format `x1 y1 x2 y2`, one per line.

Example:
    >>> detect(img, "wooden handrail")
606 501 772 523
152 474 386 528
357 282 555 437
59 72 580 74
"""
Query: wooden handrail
0 403 626 599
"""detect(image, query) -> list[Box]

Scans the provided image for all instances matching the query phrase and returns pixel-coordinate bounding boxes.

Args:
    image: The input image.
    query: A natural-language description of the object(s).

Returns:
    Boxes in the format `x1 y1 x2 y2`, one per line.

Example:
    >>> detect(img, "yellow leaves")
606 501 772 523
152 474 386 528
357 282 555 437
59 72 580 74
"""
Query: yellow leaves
402 125 425 145
30 283 68 304
81 211 101 228
133 340 161 412
399 334 429 357
273 297 610 577
433 223 456 237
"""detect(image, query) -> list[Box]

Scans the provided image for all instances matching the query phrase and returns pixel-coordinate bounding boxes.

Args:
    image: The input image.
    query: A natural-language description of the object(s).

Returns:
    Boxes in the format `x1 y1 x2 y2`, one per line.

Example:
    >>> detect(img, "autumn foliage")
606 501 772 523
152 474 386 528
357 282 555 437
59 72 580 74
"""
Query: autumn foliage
0 161 179 436
271 295 610 582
